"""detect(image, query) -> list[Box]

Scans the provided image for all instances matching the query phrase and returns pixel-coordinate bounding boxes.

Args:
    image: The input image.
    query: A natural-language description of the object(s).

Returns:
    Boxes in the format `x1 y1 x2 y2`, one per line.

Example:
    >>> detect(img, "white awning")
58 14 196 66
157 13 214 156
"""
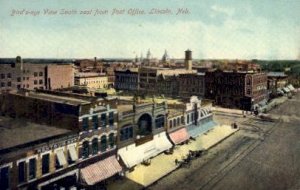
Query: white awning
118 132 172 168
287 84 295 91
68 145 78 161
56 149 67 166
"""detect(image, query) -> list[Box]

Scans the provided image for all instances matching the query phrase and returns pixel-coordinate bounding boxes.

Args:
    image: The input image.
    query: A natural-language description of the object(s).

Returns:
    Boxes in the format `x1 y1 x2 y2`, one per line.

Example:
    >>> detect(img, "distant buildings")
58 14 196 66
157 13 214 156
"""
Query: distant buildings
0 56 74 92
205 70 268 111
75 72 108 89
114 68 139 92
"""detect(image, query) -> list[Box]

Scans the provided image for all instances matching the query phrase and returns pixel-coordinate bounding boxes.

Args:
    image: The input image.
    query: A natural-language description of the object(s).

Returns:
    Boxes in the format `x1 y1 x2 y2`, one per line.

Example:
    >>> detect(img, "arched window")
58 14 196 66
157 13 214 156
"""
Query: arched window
82 141 89 159
92 138 98 155
109 133 115 147
187 114 190 124
155 115 165 129
120 125 133 141
100 136 107 152
173 119 176 127
169 120 173 128
181 116 184 124
177 118 180 126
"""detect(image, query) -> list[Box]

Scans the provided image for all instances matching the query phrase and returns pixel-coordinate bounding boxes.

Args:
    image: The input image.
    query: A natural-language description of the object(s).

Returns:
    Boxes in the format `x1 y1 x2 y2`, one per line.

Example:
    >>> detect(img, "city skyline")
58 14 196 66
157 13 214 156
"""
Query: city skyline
0 0 300 59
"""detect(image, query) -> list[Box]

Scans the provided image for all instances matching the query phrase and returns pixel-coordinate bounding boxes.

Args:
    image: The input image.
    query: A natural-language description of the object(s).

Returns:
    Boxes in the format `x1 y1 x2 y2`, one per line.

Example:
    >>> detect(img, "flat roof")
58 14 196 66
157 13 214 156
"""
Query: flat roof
0 116 72 151
13 91 91 106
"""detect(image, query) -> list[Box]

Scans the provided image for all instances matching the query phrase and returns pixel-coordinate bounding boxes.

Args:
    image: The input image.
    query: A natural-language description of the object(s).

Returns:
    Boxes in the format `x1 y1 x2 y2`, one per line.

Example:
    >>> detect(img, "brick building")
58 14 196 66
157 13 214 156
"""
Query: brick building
114 68 139 92
0 56 74 92
75 72 108 89
178 73 205 99
205 70 268 110
0 90 122 188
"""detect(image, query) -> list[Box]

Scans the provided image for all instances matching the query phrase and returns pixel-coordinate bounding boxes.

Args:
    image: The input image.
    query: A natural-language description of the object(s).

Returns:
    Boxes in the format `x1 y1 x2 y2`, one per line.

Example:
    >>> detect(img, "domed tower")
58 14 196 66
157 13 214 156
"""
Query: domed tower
185 49 192 70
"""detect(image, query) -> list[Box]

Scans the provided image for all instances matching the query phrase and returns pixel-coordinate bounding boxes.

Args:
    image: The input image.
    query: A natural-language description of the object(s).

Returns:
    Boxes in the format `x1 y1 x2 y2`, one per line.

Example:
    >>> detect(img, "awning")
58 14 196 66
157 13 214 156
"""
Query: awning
56 149 67 166
68 145 78 161
154 132 173 153
283 87 290 93
118 132 172 168
169 128 190 145
80 156 122 185
287 84 295 91
187 120 218 138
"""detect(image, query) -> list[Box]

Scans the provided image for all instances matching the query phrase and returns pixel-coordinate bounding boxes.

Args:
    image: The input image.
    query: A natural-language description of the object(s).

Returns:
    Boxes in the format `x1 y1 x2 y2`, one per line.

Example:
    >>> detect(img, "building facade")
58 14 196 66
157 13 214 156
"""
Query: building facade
114 69 139 92
178 73 205 99
0 56 74 92
74 72 108 89
205 70 268 110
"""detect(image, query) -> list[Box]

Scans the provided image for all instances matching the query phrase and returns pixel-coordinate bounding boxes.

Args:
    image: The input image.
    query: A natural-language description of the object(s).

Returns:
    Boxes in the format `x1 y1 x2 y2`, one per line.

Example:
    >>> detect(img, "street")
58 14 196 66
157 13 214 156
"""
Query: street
147 93 300 190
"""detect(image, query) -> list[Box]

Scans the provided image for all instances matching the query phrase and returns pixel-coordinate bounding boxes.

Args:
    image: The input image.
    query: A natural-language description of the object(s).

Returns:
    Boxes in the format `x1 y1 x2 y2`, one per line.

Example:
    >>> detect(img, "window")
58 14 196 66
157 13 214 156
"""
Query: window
101 114 107 127
7 73 11 78
173 119 176 127
177 118 180 126
120 125 133 141
181 116 184 124
108 112 114 126
0 74 5 79
17 77 21 82
39 72 43 76
92 115 98 129
26 84 29 88
28 158 36 180
100 136 107 152
187 114 190 124
0 166 9 189
82 117 89 131
17 84 21 89
82 141 89 159
42 154 50 175
92 138 98 155
155 115 165 129
34 80 37 85
247 89 251 95
109 133 115 147
1 82 5 87
169 120 172 128
34 72 38 77
39 80 43 84
18 161 26 184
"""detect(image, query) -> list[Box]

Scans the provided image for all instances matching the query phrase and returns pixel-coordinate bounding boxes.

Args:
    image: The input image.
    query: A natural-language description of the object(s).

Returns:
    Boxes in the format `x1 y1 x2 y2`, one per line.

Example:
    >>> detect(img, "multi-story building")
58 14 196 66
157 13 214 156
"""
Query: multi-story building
114 68 139 92
0 90 122 188
267 72 288 96
205 70 268 110
0 56 74 92
74 72 108 89
116 100 172 169
0 116 79 190
178 73 205 99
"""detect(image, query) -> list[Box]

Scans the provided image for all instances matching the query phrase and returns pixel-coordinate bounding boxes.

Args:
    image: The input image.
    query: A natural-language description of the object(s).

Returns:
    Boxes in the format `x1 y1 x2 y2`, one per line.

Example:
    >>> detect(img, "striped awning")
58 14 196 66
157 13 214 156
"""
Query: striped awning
169 128 190 145
80 156 122 185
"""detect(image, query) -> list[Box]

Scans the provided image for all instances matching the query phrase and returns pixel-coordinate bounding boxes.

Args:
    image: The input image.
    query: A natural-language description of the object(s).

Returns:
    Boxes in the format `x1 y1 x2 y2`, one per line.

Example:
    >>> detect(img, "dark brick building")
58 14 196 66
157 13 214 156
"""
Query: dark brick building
205 70 268 111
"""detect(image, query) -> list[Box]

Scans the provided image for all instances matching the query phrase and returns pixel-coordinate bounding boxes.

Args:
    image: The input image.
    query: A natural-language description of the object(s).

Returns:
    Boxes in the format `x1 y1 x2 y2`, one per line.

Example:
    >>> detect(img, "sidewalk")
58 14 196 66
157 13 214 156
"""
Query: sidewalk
108 125 238 189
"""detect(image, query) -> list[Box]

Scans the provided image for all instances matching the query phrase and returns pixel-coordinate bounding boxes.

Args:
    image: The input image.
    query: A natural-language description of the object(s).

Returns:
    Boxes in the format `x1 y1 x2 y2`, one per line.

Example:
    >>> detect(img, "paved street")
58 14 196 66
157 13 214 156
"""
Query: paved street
146 93 300 190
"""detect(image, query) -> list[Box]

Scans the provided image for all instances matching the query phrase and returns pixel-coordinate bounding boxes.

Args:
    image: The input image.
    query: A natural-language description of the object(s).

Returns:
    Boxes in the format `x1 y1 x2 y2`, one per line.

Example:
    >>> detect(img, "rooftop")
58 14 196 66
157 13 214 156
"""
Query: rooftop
12 91 91 106
0 116 72 151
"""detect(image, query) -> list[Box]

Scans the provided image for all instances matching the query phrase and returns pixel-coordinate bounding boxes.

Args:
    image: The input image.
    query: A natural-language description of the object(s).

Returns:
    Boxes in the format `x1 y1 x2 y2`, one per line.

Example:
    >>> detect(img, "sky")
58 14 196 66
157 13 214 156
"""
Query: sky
0 0 299 59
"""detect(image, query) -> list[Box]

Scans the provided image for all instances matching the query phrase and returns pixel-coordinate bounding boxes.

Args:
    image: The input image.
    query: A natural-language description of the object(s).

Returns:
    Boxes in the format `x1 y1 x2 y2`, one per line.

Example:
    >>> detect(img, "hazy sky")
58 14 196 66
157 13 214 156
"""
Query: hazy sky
0 0 299 59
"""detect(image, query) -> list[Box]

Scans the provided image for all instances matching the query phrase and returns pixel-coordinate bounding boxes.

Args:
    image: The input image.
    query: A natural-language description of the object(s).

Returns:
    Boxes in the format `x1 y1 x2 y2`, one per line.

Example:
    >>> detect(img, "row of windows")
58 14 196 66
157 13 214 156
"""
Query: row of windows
0 146 77 189
0 73 12 79
169 116 184 128
82 112 114 131
81 134 115 159
33 72 43 77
